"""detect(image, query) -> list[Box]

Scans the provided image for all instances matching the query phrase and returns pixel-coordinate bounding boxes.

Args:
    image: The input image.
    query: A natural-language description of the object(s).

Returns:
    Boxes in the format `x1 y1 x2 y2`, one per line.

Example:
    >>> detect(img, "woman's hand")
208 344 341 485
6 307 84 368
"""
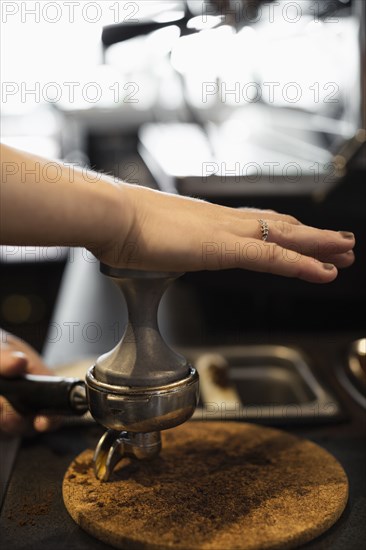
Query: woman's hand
97 184 355 283
0 331 60 435
0 144 355 283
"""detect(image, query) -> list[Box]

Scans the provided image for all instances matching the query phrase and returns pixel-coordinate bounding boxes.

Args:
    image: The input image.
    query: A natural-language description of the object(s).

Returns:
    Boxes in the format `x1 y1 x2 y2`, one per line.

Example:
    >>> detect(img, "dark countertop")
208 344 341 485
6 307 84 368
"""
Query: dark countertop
1 332 366 550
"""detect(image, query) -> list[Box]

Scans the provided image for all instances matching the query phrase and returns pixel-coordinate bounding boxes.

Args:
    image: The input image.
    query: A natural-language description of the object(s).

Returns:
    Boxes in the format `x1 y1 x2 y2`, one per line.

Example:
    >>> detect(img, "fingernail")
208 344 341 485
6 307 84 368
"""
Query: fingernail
10 351 27 360
339 231 354 240
322 263 335 270
346 250 354 255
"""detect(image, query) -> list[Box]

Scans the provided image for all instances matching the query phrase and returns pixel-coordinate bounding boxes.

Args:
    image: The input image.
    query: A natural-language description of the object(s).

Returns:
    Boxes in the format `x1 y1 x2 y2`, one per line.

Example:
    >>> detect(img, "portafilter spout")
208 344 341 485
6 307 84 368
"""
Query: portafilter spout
85 265 199 481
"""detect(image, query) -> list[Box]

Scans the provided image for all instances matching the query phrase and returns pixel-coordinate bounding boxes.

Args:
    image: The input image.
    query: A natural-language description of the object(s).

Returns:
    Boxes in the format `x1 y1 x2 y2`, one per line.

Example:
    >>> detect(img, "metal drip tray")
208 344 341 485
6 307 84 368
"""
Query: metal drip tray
184 345 342 425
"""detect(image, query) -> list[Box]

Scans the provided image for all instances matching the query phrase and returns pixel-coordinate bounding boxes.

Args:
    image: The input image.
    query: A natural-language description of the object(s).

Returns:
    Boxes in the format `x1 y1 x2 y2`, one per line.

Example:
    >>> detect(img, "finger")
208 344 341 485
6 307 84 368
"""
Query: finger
34 415 62 433
0 350 28 377
259 243 338 283
1 332 49 374
263 221 355 260
321 249 355 269
216 237 338 283
0 396 29 435
26 362 52 376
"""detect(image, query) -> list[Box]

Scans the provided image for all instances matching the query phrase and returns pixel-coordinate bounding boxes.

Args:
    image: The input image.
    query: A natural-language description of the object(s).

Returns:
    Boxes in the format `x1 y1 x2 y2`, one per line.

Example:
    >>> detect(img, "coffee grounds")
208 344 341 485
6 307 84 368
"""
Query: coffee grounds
7 489 55 527
63 422 348 550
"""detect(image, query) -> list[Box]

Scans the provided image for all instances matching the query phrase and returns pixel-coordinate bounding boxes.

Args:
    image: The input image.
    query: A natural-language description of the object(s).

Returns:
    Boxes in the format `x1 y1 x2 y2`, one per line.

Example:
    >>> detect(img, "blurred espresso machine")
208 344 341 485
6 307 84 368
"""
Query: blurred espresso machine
91 0 366 200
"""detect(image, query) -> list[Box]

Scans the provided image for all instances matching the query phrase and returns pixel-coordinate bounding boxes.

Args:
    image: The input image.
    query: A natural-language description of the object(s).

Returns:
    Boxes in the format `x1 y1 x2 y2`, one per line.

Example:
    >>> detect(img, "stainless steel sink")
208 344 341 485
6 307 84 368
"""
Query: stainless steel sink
180 345 342 425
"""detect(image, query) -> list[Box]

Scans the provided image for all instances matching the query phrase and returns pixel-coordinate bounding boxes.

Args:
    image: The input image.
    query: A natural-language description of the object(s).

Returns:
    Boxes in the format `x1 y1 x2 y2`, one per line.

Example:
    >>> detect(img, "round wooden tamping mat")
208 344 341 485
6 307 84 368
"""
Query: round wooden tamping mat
63 422 348 550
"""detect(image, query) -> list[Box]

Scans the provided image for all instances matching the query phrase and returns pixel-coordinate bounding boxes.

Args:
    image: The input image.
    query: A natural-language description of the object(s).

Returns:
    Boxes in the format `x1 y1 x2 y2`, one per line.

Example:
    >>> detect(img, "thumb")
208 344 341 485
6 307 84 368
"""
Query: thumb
0 350 28 377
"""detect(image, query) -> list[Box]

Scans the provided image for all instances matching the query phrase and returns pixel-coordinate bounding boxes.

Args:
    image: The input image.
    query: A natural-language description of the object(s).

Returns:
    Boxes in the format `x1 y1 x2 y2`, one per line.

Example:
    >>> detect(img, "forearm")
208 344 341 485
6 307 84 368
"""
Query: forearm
0 144 126 250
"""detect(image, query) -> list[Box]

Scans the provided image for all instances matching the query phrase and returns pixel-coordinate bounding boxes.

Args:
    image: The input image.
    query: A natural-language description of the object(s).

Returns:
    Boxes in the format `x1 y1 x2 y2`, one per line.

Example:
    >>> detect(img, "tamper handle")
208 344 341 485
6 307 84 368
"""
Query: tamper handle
95 265 189 386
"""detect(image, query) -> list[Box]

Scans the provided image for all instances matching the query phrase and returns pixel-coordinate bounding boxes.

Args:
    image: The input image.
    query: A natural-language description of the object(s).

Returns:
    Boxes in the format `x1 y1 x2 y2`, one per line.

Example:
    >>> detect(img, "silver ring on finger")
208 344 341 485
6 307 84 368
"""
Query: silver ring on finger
258 219 269 241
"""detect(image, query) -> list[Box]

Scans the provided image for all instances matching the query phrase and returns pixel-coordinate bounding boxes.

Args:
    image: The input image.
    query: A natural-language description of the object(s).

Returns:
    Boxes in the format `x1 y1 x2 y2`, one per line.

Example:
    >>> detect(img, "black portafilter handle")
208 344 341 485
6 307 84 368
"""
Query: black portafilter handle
0 374 88 416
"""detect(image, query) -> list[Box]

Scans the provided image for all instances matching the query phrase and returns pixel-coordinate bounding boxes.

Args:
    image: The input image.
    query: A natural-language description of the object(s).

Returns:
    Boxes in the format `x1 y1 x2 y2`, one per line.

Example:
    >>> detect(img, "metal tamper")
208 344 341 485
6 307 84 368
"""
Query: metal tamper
85 265 199 481
0 265 199 481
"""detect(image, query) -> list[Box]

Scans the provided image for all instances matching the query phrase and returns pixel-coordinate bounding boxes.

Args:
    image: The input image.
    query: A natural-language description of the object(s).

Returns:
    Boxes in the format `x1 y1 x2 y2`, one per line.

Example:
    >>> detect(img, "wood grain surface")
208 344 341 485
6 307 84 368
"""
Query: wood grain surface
63 421 348 550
